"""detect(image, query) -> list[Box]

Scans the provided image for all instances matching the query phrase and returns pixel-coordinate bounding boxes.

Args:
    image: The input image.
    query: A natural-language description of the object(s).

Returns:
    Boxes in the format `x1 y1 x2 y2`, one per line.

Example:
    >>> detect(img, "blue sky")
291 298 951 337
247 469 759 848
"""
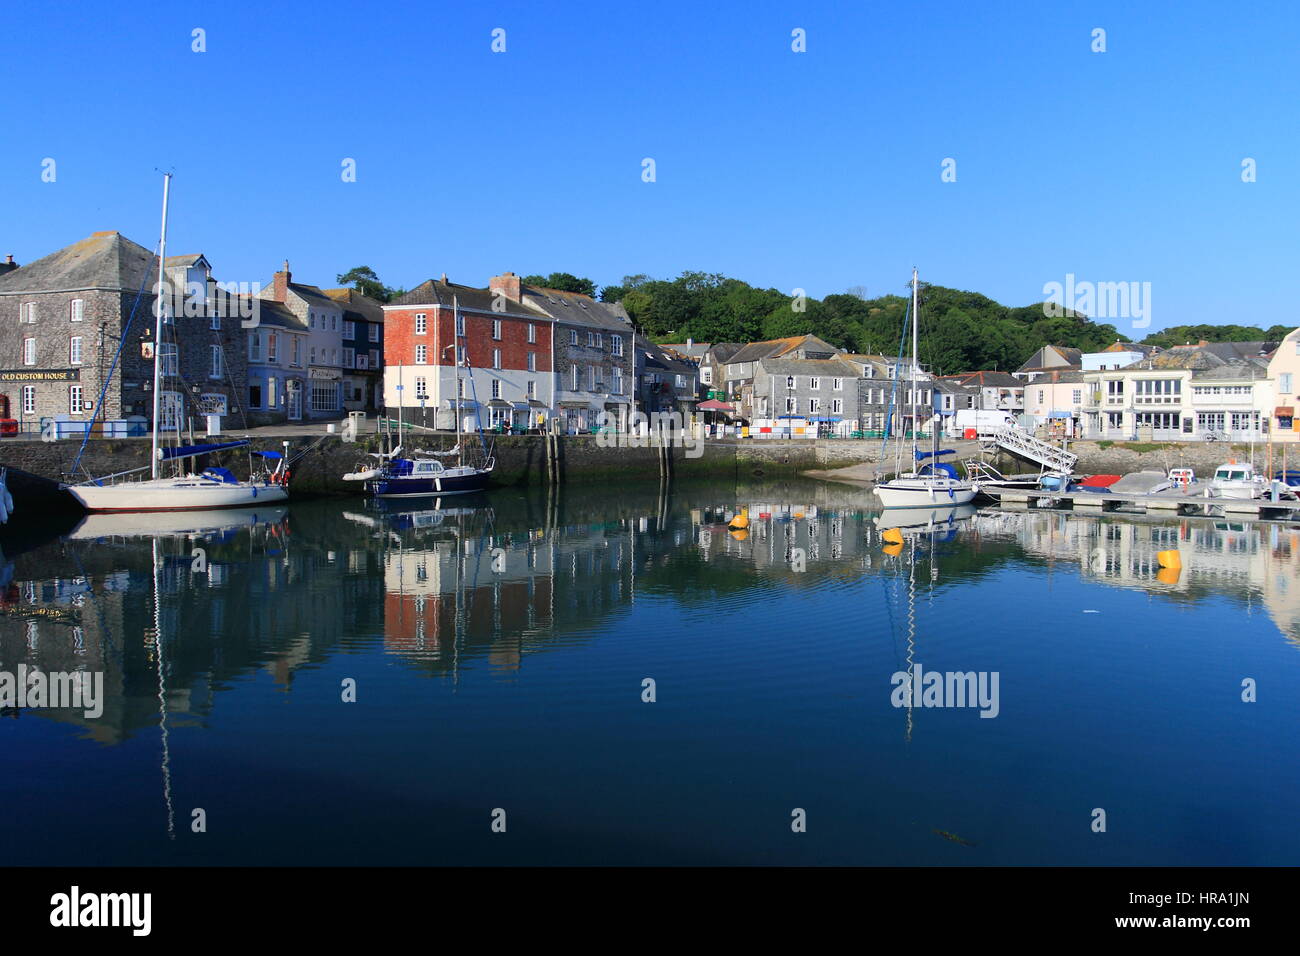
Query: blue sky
2 0 1297 334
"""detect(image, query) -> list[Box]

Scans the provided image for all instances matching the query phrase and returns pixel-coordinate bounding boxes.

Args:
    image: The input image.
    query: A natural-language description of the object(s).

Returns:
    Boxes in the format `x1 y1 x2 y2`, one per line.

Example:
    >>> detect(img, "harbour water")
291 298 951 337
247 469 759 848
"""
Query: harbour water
2 480 1298 866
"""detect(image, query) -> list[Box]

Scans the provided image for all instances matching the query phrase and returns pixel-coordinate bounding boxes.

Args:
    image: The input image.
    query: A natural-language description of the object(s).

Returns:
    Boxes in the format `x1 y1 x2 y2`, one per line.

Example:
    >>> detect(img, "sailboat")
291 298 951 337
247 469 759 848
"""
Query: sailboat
874 269 976 509
64 174 289 513
344 296 494 497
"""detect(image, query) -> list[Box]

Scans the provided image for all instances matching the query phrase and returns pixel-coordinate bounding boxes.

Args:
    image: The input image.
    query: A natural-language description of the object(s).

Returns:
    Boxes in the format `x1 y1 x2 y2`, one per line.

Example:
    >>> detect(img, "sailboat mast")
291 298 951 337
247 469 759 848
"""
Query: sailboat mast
453 295 462 463
151 173 171 481
911 267 919 461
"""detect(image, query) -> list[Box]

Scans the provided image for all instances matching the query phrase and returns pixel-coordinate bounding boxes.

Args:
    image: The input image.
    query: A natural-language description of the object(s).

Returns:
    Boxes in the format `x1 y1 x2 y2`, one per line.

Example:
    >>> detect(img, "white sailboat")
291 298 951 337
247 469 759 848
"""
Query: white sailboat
64 174 289 513
875 268 976 509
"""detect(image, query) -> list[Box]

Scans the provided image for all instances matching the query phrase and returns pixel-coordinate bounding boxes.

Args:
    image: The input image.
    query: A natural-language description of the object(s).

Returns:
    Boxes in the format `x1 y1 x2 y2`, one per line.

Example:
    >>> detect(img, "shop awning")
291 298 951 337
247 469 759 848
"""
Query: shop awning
697 399 735 411
558 401 589 409
527 400 548 408
1276 406 1294 417
487 399 511 409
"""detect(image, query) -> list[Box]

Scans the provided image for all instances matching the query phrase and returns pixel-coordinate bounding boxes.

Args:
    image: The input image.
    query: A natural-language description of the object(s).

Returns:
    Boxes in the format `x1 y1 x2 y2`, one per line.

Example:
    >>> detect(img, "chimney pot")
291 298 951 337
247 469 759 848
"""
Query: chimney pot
4 255 12 264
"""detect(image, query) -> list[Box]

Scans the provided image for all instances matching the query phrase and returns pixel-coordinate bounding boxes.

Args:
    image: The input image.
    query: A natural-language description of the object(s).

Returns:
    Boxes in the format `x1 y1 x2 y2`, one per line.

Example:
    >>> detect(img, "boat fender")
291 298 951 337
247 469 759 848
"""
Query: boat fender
881 528 904 546
1157 550 1181 569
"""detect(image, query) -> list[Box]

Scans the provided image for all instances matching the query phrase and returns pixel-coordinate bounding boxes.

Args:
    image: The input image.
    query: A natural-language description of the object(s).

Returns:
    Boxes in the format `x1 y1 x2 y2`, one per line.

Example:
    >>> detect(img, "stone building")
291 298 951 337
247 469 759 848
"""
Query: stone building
0 231 244 435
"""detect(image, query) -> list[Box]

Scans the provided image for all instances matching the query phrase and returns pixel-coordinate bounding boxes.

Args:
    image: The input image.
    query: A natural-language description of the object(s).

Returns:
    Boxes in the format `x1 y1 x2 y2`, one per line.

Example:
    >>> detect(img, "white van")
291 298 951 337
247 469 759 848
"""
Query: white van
949 409 1017 439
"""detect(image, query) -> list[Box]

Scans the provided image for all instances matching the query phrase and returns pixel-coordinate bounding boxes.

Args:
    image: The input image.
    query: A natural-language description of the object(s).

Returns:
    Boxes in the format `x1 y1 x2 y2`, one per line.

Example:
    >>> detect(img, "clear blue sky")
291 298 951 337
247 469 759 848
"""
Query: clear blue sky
3 0 1297 335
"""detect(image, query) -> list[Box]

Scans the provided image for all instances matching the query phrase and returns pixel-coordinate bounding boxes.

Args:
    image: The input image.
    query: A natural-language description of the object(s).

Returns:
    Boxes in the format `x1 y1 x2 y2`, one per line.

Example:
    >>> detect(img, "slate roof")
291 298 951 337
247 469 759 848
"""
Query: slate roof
522 286 632 332
1139 341 1275 372
1017 345 1082 372
0 231 157 294
942 370 1023 388
726 334 840 365
323 287 386 324
391 278 552 320
638 336 696 375
249 297 308 333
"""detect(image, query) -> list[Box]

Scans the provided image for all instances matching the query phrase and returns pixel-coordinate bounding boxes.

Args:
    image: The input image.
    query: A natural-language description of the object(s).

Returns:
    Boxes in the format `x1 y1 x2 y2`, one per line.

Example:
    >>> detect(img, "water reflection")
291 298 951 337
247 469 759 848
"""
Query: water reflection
4 487 1300 748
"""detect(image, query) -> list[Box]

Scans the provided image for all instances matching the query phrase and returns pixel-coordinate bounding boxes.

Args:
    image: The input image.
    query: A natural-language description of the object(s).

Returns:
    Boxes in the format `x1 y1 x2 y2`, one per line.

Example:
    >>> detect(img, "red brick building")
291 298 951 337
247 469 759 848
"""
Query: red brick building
382 276 554 431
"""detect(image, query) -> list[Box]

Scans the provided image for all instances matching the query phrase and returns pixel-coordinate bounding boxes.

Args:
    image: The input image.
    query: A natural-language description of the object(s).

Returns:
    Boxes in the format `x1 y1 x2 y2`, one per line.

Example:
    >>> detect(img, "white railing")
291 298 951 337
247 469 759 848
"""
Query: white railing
992 426 1078 472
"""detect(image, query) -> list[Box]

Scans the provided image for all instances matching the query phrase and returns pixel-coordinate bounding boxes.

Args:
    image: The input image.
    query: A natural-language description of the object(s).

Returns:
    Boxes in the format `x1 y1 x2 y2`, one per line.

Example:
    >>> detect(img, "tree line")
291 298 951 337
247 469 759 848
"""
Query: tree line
335 266 1292 375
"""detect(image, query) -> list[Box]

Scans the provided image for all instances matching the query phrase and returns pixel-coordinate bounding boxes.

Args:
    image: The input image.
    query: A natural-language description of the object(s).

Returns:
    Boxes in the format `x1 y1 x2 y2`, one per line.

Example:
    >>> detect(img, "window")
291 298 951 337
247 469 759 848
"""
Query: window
249 384 263 408
1038 389 1045 404
367 324 379 343
1282 373 1294 394
527 380 536 399
356 353 368 370
588 366 598 390
332 315 338 332
572 365 580 390
528 324 537 344
343 320 355 339
309 313 316 330
415 344 428 364
210 311 221 331
701 367 712 385
1072 389 1082 404
69 336 83 365
292 337 301 366
22 337 35 365
832 399 842 414
785 397 796 413
492 348 501 369
22 386 35 415
832 378 842 390
611 335 623 357
809 397 821 413
310 381 339 413
200 393 229 415
266 378 277 408
595 333 603 349
455 314 464 336
159 343 179 376
343 347 355 368
808 377 819 390
249 331 264 363
614 369 624 394
415 377 428 400
786 376 795 389
210 345 223 378
569 330 578 346
457 377 466 399
492 319 502 340
527 351 536 372
492 379 502 399
415 313 427 334
369 349 379 368
69 385 84 415
20 303 36 324
70 299 84 322
587 332 596 347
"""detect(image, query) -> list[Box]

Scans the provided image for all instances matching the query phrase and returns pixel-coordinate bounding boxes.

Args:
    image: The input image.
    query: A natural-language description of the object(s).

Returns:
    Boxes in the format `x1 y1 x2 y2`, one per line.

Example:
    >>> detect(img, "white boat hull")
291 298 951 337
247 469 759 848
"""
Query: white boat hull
875 476 977 508
67 477 289 513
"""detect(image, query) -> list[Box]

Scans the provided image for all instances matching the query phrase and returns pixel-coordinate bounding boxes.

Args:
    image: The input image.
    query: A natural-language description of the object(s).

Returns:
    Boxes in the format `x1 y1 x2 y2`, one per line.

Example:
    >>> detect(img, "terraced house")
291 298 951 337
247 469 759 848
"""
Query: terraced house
259 262 346 420
0 231 244 435
384 276 555 431
492 272 635 434
1080 340 1276 441
324 287 384 412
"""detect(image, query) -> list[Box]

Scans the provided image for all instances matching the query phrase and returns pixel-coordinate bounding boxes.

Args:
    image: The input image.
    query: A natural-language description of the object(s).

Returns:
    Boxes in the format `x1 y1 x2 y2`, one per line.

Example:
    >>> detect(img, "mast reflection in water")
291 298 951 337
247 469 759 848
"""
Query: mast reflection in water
2 481 1299 865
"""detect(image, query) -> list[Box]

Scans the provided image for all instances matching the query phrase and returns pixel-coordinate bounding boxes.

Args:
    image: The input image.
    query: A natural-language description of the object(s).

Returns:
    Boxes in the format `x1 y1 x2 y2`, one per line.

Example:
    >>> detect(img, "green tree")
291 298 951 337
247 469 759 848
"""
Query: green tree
336 266 400 302
520 272 597 297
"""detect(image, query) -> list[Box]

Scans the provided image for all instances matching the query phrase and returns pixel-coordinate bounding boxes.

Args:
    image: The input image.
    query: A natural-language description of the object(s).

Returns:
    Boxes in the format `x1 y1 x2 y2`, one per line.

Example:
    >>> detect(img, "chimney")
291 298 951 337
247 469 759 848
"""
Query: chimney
489 271 521 303
0 254 16 276
272 260 291 302
687 337 694 349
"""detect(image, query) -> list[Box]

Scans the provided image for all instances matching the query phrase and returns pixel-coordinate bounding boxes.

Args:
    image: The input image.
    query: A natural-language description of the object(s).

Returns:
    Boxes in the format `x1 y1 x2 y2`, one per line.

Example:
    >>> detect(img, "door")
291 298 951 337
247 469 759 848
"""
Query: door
287 381 302 420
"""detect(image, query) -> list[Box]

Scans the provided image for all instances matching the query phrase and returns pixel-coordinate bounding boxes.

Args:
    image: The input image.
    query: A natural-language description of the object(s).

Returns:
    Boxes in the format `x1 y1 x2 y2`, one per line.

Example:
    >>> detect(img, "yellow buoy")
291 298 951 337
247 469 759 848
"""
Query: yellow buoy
882 528 904 546
1156 566 1181 585
1157 549 1181 569
728 511 749 530
729 528 749 541
883 542 903 557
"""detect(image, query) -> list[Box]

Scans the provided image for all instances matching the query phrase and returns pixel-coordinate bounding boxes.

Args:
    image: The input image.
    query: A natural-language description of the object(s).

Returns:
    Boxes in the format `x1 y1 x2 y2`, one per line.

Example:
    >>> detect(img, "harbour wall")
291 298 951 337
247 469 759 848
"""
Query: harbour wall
1 434 1268 511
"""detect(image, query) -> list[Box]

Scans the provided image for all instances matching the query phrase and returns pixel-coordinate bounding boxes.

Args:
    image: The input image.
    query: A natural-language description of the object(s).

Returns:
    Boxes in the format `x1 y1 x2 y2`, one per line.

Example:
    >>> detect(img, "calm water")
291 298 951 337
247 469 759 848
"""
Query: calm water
2 479 1299 866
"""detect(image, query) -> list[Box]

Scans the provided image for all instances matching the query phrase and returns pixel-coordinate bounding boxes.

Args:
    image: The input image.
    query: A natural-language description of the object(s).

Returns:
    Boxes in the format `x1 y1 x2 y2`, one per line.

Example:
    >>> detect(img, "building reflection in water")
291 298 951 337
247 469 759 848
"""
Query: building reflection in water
3 483 1300 749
